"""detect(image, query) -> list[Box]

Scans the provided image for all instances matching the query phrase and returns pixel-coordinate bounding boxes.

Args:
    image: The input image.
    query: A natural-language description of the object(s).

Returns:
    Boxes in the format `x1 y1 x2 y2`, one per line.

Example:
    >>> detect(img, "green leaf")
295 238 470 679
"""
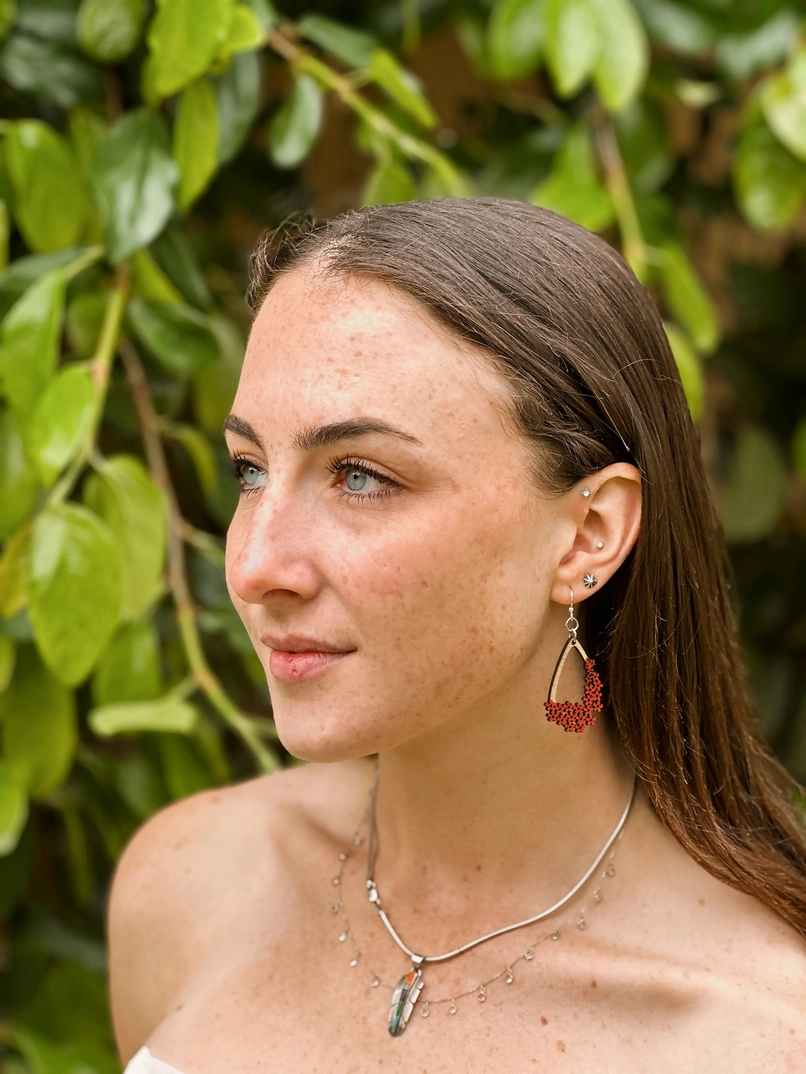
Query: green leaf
0 267 65 422
761 50 806 163
147 0 235 99
150 223 212 309
127 297 219 376
734 110 806 231
0 644 77 799
82 454 166 620
268 72 324 169
215 49 261 164
168 422 218 494
214 1 262 66
530 122 615 232
631 0 715 54
190 313 243 431
27 365 94 487
720 426 787 544
616 100 674 193
173 77 219 210
368 48 437 129
487 0 546 82
297 14 377 68
90 109 179 264
3 120 91 253
361 160 415 206
0 0 16 41
0 32 104 108
716 10 799 82
89 694 199 735
0 522 30 617
158 731 211 798
0 760 28 856
0 246 81 321
663 321 704 421
0 408 38 539
77 0 145 62
0 635 14 692
27 503 123 685
545 0 600 99
589 0 649 113
659 242 719 354
91 618 162 705
64 289 107 358
131 248 183 304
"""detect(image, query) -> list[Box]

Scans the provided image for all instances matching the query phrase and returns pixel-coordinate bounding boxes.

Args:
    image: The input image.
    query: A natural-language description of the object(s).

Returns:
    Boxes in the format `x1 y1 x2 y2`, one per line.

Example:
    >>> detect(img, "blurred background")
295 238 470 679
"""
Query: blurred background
0 0 805 1068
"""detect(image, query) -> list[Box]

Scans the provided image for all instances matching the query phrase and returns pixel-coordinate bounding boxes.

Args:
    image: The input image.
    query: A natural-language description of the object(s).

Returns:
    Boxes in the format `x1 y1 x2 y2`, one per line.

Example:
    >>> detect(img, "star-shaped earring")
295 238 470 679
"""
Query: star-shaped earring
583 574 598 588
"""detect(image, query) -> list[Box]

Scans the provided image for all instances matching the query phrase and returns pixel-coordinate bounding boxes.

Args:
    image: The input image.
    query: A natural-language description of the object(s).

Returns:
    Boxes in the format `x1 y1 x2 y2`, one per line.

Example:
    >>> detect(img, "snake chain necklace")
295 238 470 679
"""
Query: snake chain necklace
329 762 637 1036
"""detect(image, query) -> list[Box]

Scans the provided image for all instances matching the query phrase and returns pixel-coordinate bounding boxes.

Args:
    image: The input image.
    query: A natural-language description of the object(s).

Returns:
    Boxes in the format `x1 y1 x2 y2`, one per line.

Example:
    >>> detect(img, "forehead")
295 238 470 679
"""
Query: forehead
235 265 513 431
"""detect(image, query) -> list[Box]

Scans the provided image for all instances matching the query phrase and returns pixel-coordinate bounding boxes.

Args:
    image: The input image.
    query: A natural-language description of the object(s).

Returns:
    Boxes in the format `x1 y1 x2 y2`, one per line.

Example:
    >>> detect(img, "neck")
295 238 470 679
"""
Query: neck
370 647 634 935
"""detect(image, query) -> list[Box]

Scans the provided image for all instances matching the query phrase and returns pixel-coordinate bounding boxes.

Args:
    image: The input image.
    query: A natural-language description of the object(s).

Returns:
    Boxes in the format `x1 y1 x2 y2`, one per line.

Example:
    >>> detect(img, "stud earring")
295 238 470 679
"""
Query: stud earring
595 541 604 549
581 487 591 497
544 587 603 733
583 574 598 588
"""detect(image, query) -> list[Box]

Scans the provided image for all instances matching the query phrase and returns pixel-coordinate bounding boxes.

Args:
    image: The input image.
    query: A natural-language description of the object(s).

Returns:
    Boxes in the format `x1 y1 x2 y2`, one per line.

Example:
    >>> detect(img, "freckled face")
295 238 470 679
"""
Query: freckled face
224 266 566 762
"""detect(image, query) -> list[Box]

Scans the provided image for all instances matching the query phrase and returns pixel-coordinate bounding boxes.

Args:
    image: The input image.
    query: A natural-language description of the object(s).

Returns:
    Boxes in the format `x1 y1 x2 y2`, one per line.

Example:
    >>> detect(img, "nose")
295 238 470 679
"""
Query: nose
226 490 319 606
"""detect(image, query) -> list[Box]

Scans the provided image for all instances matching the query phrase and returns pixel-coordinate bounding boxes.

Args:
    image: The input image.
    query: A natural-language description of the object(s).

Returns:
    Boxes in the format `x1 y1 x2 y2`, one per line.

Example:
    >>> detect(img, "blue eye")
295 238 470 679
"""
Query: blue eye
231 456 266 495
326 456 400 503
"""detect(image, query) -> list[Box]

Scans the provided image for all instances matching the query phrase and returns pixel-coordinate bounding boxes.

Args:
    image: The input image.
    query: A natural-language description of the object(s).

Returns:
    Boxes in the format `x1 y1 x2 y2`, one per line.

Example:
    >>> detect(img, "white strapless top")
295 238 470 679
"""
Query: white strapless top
123 1046 186 1074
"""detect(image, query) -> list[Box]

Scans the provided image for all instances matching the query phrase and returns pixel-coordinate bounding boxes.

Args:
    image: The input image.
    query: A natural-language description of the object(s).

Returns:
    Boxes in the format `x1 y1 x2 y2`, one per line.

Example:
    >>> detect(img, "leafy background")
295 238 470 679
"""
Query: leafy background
1 0 806 1067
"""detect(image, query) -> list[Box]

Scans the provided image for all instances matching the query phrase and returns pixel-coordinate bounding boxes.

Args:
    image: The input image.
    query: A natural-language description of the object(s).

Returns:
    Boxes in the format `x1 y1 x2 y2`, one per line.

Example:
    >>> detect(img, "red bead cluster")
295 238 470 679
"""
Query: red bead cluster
544 658 603 733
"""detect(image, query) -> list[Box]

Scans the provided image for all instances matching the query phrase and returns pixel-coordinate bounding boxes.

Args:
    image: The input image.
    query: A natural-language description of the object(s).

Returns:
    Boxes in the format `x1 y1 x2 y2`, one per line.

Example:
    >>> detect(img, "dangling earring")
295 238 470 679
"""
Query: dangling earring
544 587 603 733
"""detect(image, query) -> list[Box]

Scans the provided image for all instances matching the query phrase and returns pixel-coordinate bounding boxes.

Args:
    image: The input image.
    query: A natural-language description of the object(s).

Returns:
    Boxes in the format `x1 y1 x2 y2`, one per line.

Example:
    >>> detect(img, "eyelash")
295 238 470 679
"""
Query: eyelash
230 453 400 503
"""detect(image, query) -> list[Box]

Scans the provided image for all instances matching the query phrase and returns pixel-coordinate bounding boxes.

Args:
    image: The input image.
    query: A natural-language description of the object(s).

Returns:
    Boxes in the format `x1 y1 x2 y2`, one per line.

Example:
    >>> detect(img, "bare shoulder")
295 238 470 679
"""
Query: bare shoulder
108 756 375 1061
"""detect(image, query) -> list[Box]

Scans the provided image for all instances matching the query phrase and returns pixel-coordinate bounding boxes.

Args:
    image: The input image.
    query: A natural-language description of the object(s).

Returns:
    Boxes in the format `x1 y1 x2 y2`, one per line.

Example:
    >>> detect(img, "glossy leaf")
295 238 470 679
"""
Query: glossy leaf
91 618 162 706
530 123 615 232
297 13 376 68
268 72 324 169
0 408 38 539
77 0 145 62
589 0 649 113
27 503 123 685
664 321 703 421
0 266 65 421
173 78 219 210
368 48 437 128
487 0 546 81
545 0 600 99
215 49 261 165
0 760 28 856
361 160 415 206
82 454 166 620
0 246 81 320
151 223 212 309
0 644 77 799
720 426 787 544
0 32 104 108
65 289 110 358
127 297 219 376
191 313 244 431
28 365 95 487
734 111 806 231
146 0 235 99
631 0 715 54
131 249 183 304
215 2 263 66
761 50 806 163
90 109 179 264
169 422 218 494
716 10 799 81
4 120 91 253
89 695 199 736
660 242 719 354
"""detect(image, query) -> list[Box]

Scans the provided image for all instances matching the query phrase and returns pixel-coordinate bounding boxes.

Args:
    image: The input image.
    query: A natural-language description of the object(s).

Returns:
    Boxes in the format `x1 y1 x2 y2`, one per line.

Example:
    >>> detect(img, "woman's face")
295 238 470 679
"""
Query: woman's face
224 265 574 762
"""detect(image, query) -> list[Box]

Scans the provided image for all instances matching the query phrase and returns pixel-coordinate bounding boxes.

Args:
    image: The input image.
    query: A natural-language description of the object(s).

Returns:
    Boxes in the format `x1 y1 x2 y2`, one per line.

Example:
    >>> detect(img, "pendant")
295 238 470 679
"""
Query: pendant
388 964 424 1036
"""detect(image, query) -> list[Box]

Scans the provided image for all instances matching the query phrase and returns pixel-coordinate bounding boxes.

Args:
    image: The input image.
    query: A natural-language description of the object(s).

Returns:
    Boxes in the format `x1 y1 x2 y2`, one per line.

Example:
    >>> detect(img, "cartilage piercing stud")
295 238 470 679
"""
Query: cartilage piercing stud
595 541 604 549
582 488 591 497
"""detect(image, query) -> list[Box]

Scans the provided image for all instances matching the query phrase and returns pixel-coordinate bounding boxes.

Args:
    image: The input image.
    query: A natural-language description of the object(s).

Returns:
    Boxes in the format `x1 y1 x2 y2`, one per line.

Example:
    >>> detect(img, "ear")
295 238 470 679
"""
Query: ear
550 462 642 605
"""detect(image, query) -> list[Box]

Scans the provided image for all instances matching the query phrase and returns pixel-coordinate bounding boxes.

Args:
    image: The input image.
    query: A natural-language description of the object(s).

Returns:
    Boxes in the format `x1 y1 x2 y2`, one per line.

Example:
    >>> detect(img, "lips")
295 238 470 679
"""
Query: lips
268 648 352 682
260 633 355 654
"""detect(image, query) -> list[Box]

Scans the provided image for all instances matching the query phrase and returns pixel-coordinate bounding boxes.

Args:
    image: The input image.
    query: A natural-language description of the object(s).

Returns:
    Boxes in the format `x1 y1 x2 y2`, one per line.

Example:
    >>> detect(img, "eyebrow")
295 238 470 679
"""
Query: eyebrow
221 414 424 452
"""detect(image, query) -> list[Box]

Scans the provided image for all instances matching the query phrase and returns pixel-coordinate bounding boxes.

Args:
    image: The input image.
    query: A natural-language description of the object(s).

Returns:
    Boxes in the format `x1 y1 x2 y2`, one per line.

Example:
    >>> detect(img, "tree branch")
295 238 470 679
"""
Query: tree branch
119 339 280 772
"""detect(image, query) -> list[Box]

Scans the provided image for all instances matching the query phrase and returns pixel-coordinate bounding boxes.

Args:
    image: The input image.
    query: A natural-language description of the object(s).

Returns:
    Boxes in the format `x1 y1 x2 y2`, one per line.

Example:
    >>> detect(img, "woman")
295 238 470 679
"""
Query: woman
110 199 806 1072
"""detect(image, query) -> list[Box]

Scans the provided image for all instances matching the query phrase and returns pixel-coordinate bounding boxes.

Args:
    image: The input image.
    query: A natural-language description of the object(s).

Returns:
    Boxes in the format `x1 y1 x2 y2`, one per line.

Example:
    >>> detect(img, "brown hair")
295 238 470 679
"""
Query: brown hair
246 197 806 935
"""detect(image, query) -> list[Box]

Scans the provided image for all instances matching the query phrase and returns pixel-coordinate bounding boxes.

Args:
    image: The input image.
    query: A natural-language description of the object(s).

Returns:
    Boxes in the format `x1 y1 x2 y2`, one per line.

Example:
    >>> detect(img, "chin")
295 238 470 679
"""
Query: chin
269 698 418 764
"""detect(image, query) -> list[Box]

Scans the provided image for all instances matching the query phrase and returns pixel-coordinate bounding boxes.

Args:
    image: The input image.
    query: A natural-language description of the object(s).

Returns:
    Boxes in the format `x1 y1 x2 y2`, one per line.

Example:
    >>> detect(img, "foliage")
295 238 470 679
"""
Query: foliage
0 0 805 1067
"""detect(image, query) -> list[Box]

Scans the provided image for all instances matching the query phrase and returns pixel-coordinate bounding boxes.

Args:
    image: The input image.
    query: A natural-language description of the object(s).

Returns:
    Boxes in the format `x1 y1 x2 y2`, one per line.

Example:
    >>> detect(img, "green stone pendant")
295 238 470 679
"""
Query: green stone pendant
388 965 424 1036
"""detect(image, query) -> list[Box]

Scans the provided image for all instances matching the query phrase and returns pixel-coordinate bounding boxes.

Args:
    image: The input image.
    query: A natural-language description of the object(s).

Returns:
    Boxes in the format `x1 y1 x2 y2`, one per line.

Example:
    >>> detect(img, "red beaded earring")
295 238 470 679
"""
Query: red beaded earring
544 586 603 733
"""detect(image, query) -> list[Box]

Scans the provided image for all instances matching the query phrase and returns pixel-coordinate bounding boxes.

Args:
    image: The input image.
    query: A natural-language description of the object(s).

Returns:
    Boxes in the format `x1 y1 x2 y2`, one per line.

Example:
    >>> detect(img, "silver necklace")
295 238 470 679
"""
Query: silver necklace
331 764 637 1036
